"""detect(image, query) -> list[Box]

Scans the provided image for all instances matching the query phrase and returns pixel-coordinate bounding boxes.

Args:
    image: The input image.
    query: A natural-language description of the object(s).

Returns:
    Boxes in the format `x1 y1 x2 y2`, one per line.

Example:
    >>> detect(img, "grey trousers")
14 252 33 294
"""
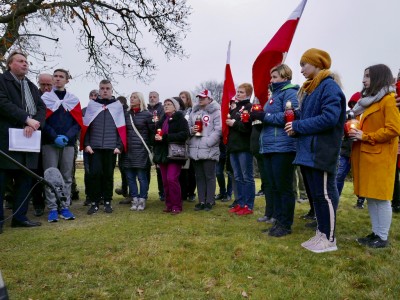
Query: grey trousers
193 159 217 205
367 198 392 240
42 145 74 210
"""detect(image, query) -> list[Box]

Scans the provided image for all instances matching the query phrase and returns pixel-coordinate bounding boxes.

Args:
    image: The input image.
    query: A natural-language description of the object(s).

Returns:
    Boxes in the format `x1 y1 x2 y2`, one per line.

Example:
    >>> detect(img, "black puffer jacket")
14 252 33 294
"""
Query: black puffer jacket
122 109 154 168
227 99 253 153
84 98 123 150
153 111 189 165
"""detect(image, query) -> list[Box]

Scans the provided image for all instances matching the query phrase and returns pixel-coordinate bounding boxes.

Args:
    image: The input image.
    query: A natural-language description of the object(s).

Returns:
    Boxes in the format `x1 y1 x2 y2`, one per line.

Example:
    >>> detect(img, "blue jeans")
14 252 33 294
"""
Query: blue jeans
230 152 255 209
336 155 351 196
125 168 149 199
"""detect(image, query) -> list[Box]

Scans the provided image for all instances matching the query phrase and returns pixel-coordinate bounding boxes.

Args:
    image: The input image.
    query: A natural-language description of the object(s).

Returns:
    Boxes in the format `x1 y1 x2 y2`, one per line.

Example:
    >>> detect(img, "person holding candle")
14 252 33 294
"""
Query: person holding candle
336 92 365 208
251 64 299 237
284 48 346 253
349 64 400 248
226 83 255 215
153 98 189 214
187 90 221 211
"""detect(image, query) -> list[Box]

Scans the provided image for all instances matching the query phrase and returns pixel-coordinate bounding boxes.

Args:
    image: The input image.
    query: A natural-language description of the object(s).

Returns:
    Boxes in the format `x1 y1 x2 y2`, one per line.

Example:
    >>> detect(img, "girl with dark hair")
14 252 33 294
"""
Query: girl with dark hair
349 64 400 248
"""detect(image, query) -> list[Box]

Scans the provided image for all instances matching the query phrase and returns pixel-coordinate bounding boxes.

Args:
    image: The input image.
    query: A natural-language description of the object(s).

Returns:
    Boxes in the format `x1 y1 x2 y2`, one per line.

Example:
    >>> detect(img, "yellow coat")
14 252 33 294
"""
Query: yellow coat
351 93 400 200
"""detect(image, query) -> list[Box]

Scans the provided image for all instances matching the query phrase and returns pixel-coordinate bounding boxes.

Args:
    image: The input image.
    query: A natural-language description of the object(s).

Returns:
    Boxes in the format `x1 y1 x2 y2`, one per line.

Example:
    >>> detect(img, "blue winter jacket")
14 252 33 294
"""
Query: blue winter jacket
292 76 346 174
259 81 299 154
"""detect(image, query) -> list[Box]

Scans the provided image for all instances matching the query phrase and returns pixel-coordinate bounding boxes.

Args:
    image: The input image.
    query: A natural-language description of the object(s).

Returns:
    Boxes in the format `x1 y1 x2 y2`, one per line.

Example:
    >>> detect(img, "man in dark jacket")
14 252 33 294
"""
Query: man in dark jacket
82 80 126 215
0 51 46 232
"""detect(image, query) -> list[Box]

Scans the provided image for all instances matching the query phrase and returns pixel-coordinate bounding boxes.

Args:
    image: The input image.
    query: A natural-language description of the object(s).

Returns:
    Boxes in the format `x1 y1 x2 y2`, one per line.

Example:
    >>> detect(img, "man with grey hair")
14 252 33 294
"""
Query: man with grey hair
147 91 165 201
38 73 53 95
0 50 46 232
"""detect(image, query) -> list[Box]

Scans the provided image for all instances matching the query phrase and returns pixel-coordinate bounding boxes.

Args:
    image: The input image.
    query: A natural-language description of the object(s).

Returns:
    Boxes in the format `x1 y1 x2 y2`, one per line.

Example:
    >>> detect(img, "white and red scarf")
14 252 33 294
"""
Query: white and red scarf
80 99 127 151
42 90 83 128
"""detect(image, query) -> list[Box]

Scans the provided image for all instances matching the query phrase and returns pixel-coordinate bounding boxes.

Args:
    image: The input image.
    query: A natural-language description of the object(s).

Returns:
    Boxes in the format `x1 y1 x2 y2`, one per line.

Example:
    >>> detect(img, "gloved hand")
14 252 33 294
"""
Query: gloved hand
250 111 266 122
54 135 68 148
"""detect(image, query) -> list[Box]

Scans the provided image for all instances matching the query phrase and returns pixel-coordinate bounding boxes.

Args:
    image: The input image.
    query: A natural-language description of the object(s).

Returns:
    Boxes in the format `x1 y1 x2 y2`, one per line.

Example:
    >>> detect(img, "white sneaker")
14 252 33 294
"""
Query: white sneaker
301 230 324 248
137 198 146 211
303 233 338 253
130 197 138 211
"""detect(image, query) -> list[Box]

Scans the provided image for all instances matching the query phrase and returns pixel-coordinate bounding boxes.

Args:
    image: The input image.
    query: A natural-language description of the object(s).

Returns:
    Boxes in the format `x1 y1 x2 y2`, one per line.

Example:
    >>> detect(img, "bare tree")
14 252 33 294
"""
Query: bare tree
194 80 224 103
0 0 191 81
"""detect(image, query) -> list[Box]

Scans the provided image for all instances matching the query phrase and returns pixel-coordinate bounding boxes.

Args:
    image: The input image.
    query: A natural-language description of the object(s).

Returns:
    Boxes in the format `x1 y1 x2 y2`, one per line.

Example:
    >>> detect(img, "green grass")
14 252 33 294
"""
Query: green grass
1 169 400 299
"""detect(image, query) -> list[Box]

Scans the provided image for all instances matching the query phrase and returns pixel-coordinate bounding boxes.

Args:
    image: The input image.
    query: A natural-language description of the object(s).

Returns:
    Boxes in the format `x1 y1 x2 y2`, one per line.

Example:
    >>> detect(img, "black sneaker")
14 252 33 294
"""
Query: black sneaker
83 198 91 206
204 203 213 211
356 233 379 246
228 201 238 208
268 225 292 237
300 210 316 220
366 236 389 248
214 194 224 200
34 208 44 217
263 223 278 234
87 203 99 215
255 190 264 197
104 202 113 213
305 220 317 230
194 203 205 211
188 195 196 202
355 198 365 209
221 195 231 202
393 206 400 213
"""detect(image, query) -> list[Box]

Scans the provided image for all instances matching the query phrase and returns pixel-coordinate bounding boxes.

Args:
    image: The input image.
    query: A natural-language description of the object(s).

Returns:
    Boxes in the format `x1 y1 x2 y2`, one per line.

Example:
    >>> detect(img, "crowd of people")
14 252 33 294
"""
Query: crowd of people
1 48 400 254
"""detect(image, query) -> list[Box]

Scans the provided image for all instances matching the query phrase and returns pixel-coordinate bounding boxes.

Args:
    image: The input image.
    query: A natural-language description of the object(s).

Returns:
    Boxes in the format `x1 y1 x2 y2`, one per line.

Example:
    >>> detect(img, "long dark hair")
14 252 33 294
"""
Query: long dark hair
362 64 394 97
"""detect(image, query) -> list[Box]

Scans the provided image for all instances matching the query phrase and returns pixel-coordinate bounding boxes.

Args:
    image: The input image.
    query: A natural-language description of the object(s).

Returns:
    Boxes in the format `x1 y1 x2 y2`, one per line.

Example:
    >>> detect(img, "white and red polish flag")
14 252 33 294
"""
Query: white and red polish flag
42 90 83 128
80 99 127 151
221 41 236 145
252 0 307 106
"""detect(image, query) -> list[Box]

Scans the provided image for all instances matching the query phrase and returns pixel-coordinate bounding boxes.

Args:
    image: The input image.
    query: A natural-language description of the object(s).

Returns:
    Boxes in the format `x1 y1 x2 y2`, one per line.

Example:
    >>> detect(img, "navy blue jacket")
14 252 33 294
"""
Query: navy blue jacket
42 90 81 146
292 76 346 174
259 82 299 154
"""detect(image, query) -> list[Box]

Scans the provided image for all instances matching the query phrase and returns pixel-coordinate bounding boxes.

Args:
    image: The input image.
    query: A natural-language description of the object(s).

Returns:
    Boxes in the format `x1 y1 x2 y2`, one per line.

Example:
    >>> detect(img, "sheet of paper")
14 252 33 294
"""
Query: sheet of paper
8 128 41 152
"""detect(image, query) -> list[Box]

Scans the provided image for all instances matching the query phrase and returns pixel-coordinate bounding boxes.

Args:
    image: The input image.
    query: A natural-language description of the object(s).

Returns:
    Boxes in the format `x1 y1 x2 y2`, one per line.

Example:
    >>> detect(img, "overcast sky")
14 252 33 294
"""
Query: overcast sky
28 0 400 107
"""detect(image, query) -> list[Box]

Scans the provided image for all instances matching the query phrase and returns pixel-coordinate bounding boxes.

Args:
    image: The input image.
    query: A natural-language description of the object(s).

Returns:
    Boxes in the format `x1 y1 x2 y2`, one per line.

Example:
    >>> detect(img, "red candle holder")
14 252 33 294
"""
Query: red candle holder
195 115 203 136
251 104 263 125
241 110 250 123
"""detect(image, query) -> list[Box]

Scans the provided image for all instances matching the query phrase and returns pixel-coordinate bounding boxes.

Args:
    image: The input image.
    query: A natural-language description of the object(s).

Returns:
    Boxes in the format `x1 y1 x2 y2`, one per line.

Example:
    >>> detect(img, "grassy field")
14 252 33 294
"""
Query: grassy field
1 168 399 299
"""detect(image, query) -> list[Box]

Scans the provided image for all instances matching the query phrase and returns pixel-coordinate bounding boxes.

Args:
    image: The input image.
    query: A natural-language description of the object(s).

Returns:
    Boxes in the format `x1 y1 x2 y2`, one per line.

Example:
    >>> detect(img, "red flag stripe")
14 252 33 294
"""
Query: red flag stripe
220 42 236 145
252 0 307 106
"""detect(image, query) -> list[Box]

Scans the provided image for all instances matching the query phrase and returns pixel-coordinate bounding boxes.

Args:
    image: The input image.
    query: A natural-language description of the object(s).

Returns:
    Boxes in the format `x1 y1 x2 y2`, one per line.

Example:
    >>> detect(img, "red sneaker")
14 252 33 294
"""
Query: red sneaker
229 204 242 213
236 205 253 215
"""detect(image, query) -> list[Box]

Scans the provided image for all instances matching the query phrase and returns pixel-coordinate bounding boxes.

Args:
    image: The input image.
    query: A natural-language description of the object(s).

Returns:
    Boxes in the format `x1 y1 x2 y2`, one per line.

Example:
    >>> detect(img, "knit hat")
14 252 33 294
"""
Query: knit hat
348 91 361 108
300 48 331 70
164 98 180 112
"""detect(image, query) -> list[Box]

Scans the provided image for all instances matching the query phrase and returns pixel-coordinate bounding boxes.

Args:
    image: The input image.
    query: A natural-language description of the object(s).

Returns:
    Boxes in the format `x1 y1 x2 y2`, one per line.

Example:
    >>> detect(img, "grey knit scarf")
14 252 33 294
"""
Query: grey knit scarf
351 86 395 116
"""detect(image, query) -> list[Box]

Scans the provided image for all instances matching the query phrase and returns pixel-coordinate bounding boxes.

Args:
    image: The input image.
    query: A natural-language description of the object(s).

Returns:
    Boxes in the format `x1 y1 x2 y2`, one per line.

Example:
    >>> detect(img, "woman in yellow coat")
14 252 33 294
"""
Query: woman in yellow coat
349 64 400 248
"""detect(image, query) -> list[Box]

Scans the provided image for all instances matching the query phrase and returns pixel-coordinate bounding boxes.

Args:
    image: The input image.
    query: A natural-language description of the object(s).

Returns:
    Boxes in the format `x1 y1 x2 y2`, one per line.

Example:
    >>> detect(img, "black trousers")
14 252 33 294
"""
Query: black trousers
87 149 116 203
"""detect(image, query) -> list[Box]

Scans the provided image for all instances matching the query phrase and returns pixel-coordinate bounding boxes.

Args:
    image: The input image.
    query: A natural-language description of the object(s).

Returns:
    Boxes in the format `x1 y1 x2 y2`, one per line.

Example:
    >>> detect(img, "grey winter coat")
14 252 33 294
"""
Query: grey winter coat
187 100 221 161
122 109 154 169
